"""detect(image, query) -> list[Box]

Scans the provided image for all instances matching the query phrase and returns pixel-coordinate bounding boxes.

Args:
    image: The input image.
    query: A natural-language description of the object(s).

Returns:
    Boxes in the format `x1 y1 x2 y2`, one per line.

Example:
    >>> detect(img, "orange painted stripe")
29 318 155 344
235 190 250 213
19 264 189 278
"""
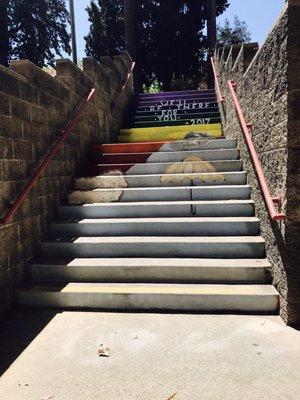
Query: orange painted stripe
94 142 168 154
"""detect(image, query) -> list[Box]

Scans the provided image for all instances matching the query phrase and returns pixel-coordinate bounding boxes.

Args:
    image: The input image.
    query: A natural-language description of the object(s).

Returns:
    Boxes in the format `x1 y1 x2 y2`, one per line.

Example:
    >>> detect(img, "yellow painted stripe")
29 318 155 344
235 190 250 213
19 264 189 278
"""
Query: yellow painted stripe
119 131 222 143
120 123 221 136
119 123 222 143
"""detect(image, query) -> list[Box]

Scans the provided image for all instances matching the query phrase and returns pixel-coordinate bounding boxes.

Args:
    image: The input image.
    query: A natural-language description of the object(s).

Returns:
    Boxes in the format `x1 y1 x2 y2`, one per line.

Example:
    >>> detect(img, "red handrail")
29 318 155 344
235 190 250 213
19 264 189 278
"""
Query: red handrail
112 61 136 112
227 80 285 221
210 57 225 103
0 88 96 225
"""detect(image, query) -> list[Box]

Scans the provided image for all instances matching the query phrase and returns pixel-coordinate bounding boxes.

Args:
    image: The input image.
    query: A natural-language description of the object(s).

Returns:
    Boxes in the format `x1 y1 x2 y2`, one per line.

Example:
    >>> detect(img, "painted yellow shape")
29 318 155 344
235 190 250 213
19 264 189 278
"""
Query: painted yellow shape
160 154 225 185
119 123 222 143
164 156 218 175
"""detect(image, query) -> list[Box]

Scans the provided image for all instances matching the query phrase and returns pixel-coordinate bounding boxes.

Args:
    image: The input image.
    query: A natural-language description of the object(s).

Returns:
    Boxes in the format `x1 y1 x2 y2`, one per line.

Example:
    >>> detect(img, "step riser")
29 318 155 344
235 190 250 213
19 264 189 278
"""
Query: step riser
137 103 219 112
118 133 222 143
68 186 251 204
18 291 278 313
49 220 260 238
98 139 237 153
120 123 222 138
41 242 265 258
135 107 220 117
30 265 269 284
132 118 222 128
137 96 218 105
92 149 240 163
59 202 255 219
138 89 215 98
74 173 247 190
84 161 242 176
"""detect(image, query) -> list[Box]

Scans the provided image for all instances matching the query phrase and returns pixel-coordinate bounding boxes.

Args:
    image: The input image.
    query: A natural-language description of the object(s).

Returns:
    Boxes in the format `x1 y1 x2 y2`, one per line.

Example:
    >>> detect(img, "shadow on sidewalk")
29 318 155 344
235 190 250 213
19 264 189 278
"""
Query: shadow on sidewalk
0 307 58 377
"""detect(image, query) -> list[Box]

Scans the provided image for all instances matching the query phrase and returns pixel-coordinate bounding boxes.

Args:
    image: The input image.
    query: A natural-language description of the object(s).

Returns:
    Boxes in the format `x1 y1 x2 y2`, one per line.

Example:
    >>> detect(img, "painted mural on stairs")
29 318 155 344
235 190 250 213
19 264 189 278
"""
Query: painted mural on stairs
120 89 222 142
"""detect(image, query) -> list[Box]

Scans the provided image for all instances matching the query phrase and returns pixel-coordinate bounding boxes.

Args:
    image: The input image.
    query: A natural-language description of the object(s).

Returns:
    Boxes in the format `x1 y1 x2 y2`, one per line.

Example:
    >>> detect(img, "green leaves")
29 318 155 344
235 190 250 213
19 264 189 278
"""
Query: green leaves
85 0 125 59
85 0 230 91
8 0 71 67
217 15 251 46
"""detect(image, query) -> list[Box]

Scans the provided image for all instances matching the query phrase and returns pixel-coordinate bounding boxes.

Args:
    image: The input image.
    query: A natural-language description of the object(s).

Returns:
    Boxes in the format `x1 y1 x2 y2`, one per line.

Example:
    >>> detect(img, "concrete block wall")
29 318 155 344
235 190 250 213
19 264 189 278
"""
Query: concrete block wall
216 0 300 325
0 51 134 317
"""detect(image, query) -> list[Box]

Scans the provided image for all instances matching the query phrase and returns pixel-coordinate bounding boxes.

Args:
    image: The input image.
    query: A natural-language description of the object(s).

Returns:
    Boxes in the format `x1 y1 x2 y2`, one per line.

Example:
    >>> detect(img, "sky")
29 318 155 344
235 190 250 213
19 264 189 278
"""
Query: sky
70 0 286 60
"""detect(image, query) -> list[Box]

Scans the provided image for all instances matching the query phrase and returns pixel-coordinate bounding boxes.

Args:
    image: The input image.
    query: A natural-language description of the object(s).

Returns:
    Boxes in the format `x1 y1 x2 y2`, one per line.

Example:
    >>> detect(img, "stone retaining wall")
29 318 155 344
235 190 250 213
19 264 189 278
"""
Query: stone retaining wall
0 52 134 317
216 0 300 325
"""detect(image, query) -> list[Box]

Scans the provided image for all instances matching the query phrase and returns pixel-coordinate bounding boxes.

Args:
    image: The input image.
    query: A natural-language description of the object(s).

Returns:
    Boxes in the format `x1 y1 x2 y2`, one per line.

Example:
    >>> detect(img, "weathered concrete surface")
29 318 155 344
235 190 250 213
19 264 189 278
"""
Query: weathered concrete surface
217 0 300 325
0 310 300 400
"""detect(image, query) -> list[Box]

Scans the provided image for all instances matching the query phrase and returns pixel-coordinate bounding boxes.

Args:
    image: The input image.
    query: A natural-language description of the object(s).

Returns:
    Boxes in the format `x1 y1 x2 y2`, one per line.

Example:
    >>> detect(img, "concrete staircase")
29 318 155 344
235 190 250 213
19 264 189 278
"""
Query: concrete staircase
19 89 279 313
120 89 222 142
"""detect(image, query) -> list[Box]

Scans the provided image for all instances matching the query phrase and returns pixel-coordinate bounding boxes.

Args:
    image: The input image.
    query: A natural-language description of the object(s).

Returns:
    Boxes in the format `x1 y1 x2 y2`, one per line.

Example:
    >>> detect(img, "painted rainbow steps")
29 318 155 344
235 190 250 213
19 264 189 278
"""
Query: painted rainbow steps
120 89 222 142
19 130 279 313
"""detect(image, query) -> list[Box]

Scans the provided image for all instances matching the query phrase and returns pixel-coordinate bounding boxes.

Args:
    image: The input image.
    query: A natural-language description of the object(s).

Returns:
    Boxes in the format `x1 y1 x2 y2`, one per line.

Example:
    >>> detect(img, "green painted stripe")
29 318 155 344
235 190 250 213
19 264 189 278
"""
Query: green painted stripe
134 112 221 122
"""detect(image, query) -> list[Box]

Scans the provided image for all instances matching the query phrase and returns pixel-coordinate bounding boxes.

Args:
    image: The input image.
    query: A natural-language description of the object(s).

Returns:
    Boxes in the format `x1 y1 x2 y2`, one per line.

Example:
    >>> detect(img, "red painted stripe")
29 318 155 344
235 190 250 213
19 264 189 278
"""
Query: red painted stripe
91 153 151 164
95 142 167 154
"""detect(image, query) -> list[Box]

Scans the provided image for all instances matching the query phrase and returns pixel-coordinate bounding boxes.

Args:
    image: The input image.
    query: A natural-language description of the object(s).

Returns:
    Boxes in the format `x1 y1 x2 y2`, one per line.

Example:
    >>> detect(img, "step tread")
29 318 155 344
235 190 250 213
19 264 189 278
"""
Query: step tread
88 160 242 167
31 258 270 268
44 236 265 244
98 148 238 156
61 199 255 207
99 138 235 149
70 185 251 193
20 282 278 296
52 217 260 224
76 171 246 179
99 151 237 158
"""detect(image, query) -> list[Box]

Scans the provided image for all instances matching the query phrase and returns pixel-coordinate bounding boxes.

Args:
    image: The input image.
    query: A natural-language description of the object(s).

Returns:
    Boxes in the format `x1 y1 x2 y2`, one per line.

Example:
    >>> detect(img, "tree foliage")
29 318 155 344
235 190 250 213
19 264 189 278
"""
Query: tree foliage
85 0 124 58
85 0 230 90
8 0 70 67
217 15 251 46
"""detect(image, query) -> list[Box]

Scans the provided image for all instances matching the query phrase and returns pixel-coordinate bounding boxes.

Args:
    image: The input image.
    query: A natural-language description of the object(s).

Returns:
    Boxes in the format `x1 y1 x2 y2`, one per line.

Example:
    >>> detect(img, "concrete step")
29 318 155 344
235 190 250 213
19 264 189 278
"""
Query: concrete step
120 123 222 136
84 160 242 176
18 283 278 313
68 185 251 204
98 139 236 153
138 89 215 98
30 258 271 283
73 172 247 191
135 107 219 117
49 217 260 237
41 236 266 258
131 117 222 128
137 101 219 112
59 200 255 219
138 96 218 105
92 148 240 163
118 131 222 143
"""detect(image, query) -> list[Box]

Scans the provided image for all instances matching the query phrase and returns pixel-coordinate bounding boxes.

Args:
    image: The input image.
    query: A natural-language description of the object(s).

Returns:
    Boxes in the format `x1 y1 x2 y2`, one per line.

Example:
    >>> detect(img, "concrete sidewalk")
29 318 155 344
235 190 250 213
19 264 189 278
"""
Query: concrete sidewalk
0 310 300 400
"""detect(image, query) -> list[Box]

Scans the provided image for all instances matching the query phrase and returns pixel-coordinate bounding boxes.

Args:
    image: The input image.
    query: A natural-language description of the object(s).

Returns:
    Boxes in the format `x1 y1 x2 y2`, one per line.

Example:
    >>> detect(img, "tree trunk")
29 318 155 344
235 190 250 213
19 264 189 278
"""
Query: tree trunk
0 0 9 67
207 0 217 88
157 0 170 91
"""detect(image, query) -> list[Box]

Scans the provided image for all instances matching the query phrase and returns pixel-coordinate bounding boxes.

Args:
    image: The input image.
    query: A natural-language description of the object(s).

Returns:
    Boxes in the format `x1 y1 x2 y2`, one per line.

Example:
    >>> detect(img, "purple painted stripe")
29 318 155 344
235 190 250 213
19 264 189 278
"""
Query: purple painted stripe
139 89 215 97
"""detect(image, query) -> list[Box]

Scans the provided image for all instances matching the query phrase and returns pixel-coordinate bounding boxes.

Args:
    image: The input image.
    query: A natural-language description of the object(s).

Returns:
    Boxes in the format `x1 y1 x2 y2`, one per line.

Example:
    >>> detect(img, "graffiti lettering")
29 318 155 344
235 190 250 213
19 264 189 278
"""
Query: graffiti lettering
191 118 211 125
157 109 178 122
148 100 214 112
